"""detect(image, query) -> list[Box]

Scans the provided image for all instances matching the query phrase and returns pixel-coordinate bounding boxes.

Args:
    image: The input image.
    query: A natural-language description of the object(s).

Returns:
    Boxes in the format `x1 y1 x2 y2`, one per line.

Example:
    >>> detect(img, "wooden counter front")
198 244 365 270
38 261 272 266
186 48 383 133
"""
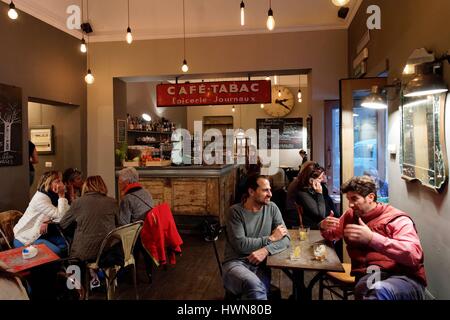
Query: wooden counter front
116 165 236 225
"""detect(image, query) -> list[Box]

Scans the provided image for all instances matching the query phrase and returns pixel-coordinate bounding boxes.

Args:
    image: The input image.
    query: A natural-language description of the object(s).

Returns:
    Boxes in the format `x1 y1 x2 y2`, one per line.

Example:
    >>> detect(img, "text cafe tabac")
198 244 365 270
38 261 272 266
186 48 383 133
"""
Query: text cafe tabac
156 80 272 107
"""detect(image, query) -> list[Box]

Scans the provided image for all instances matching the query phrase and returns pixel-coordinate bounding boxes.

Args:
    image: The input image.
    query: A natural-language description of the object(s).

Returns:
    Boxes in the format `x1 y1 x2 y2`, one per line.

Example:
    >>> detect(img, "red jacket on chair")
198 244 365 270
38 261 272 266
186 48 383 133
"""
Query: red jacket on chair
140 203 183 266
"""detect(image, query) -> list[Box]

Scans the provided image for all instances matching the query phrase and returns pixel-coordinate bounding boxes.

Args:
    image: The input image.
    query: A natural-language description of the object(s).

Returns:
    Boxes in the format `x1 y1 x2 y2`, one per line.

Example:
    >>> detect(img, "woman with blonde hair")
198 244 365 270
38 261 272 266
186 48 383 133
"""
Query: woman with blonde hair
59 176 119 263
14 171 70 255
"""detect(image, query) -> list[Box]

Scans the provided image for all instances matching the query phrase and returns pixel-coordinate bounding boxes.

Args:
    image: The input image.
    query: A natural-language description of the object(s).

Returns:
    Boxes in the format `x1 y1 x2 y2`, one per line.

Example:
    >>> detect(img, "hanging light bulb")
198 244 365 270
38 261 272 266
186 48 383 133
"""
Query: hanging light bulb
126 27 133 44
80 38 87 53
240 1 245 26
278 90 282 98
260 104 264 109
85 69 94 84
266 0 275 31
8 1 18 20
232 106 236 113
332 0 350 7
181 0 189 73
181 59 189 73
126 0 133 44
297 89 302 103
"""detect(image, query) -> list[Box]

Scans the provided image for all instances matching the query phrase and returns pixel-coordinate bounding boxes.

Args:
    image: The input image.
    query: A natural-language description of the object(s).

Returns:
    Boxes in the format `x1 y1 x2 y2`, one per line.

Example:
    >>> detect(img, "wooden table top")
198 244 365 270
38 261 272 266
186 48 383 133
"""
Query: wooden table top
0 244 60 273
267 230 344 273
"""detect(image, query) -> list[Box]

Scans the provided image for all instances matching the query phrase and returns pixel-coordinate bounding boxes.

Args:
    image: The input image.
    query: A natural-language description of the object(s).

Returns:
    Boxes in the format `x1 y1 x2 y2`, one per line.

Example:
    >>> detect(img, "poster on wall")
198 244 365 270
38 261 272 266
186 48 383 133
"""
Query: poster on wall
30 125 54 154
256 118 303 149
0 83 22 167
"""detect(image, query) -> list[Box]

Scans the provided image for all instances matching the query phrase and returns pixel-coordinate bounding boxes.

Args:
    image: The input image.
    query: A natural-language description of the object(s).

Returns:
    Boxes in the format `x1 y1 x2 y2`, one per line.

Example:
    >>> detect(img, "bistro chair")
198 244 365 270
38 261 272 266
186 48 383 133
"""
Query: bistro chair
85 221 143 300
318 262 355 300
202 220 281 300
0 210 23 250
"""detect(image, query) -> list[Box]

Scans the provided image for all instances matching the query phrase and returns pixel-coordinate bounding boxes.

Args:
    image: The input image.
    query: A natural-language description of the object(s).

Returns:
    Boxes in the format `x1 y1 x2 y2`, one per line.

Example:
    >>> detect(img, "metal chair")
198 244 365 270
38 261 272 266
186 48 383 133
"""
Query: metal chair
203 220 281 300
0 210 23 250
318 262 355 300
85 221 143 300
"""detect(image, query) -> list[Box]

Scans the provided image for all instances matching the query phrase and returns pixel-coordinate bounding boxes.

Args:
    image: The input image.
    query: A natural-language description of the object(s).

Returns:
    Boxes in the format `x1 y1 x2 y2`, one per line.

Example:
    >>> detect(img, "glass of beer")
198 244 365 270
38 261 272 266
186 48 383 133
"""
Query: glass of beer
298 227 309 241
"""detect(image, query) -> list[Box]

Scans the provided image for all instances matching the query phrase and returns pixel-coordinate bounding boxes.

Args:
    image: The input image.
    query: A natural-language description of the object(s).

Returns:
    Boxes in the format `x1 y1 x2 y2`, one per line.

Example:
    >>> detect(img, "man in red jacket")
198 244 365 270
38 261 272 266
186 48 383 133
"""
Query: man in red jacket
320 176 426 300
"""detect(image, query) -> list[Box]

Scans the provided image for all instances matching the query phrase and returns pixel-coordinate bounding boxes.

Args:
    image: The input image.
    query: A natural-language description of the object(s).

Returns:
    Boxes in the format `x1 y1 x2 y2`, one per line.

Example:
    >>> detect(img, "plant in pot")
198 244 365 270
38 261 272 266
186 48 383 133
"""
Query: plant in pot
115 142 128 167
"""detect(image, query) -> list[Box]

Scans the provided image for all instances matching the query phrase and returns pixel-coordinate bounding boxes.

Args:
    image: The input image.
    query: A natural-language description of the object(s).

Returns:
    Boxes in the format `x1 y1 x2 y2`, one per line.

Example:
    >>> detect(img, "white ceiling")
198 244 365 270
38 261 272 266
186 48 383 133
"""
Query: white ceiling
5 0 362 42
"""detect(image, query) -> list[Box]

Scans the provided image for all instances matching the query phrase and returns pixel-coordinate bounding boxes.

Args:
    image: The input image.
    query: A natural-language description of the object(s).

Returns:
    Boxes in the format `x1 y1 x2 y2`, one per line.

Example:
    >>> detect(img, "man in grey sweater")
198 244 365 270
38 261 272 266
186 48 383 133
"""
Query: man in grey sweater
223 175 290 300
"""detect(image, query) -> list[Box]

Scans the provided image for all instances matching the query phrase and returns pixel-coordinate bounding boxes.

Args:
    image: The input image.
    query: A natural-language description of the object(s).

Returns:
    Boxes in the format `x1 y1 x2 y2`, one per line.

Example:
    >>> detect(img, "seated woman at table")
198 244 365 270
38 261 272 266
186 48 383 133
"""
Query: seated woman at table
59 176 119 263
285 162 337 229
13 171 70 256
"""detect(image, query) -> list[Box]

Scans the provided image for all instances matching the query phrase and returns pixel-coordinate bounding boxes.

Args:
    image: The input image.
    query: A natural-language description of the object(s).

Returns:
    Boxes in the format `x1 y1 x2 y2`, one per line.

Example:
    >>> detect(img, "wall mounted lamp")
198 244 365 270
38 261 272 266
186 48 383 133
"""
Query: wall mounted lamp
403 57 449 97
361 81 401 109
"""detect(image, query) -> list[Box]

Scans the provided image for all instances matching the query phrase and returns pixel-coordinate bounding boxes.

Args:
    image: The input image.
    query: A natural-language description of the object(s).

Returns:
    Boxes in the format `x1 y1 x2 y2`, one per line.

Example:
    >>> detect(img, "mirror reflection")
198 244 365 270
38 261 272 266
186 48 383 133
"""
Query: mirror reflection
400 92 447 191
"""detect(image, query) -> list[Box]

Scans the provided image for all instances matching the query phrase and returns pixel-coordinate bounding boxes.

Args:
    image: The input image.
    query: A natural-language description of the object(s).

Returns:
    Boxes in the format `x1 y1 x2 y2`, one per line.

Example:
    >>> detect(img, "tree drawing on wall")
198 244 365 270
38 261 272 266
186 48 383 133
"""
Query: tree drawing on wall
0 83 23 167
0 104 21 152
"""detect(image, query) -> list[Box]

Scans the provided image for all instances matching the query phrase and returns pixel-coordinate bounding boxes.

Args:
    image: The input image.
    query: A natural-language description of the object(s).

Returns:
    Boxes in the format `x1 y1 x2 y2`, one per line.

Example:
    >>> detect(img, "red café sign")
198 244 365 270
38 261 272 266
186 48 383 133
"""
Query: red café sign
156 80 271 107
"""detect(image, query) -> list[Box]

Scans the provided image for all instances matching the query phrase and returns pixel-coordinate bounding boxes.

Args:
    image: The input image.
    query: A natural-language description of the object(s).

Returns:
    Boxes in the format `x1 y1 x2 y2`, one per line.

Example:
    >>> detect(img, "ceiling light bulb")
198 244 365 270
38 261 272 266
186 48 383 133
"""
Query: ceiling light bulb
80 38 87 53
142 113 151 122
240 1 245 26
297 89 302 100
278 90 282 98
332 0 350 7
181 59 189 73
266 8 275 31
85 69 94 84
232 106 236 113
126 27 133 44
261 104 264 109
8 2 18 20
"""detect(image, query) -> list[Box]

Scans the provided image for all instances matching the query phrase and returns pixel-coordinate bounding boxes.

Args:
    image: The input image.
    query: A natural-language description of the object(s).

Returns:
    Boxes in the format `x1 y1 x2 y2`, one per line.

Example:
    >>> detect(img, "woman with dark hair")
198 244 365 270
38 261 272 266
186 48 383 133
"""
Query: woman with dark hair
63 168 84 204
285 162 337 229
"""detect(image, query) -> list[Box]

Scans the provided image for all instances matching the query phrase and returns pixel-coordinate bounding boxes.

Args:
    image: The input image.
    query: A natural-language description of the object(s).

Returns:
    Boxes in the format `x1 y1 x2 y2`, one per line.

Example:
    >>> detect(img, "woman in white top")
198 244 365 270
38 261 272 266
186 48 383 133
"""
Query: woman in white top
13 171 70 255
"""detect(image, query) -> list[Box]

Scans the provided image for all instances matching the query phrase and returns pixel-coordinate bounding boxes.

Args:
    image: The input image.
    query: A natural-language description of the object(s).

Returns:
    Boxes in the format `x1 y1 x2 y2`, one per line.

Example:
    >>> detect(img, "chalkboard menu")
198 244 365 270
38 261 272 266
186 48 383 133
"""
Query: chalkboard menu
256 118 303 149
0 83 22 166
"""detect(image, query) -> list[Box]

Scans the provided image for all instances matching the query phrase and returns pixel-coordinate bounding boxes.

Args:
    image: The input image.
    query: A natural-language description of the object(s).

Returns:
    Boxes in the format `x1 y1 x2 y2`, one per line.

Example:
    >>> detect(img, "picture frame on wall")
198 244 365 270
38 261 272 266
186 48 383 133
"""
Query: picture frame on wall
117 119 127 143
30 125 54 155
0 83 23 167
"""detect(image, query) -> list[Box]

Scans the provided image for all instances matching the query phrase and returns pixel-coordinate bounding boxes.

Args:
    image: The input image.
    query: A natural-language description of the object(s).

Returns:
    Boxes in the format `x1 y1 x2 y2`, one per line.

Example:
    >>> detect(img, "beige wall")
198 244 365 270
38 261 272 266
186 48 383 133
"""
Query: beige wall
0 2 86 212
126 82 187 129
89 29 348 195
186 84 309 168
349 0 450 298
28 102 82 192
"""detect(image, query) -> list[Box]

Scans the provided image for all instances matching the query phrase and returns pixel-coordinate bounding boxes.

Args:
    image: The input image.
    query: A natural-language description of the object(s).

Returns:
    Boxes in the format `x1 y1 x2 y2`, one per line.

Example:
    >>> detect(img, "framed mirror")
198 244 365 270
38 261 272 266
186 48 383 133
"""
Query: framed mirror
400 89 448 192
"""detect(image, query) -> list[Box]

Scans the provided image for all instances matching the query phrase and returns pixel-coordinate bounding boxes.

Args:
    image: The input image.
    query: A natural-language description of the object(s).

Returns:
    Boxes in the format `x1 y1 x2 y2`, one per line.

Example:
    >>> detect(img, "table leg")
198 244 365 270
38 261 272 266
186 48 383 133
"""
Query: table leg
306 271 325 300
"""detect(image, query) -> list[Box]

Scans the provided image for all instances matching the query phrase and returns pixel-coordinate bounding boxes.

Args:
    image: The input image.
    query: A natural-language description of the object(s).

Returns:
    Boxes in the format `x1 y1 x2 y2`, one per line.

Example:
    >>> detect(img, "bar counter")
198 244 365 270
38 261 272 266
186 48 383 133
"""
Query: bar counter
115 164 237 225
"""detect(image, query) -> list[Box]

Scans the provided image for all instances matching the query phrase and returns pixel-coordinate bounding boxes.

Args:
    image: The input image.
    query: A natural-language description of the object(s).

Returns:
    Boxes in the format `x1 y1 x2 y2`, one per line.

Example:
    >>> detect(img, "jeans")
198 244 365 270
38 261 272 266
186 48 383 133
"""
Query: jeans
14 236 67 257
355 271 425 300
222 260 271 300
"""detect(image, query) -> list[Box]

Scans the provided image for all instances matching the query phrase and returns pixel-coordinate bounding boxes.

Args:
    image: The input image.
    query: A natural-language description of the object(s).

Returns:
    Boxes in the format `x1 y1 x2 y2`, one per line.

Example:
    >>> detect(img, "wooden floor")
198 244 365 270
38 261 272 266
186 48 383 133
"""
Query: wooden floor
104 234 349 300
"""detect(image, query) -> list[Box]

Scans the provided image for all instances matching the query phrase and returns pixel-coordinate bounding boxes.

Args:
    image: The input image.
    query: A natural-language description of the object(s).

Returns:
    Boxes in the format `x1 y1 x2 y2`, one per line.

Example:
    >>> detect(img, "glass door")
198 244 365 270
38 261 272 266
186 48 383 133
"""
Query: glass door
340 77 389 211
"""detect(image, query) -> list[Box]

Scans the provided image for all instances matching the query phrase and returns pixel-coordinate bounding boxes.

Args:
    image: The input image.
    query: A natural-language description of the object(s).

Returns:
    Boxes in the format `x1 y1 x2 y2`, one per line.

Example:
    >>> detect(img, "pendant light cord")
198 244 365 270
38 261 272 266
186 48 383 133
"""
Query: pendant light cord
128 0 130 28
183 0 186 60
86 0 90 68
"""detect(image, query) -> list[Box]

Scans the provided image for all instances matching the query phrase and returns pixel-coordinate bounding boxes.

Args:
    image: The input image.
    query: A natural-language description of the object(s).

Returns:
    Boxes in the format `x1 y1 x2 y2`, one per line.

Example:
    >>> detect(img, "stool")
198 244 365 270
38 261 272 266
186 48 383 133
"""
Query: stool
319 263 355 300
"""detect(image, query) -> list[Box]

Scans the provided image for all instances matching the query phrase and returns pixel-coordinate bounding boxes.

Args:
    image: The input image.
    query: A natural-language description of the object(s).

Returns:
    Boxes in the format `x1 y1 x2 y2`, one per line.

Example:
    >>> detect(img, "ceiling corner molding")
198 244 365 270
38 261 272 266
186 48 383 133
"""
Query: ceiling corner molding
90 24 349 43
345 0 364 29
4 0 82 39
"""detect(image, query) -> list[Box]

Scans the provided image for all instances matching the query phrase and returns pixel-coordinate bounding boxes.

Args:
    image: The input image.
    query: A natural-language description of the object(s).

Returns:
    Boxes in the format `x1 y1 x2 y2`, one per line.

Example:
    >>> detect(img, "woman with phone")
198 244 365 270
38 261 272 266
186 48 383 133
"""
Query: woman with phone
285 162 338 229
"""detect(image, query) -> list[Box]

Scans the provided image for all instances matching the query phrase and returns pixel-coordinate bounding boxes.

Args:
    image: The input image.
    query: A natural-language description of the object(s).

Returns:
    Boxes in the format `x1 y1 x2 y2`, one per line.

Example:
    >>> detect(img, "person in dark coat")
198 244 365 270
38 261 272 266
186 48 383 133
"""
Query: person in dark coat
59 176 119 262
285 162 338 229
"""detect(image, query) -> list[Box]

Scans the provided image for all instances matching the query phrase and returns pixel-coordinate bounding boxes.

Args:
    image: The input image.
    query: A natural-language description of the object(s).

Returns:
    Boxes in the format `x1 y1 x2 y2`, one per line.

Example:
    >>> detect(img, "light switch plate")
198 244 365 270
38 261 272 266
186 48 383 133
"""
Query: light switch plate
45 162 53 168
